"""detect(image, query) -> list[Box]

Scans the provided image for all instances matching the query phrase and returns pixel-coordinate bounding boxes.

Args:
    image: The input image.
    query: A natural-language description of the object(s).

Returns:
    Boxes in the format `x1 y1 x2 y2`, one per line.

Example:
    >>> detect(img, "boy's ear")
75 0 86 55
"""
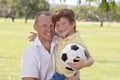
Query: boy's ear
71 21 76 28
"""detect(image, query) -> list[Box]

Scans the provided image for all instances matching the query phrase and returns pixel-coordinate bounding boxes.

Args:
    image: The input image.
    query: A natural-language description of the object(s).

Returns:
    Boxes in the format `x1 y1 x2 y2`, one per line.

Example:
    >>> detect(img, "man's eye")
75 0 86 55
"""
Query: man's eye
41 24 48 28
51 25 54 28
43 24 47 27
62 23 65 25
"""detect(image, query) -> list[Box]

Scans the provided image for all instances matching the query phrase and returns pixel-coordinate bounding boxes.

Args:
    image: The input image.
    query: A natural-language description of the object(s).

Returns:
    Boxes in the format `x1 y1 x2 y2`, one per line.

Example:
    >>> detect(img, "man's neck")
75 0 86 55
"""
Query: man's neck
43 42 51 53
40 40 51 53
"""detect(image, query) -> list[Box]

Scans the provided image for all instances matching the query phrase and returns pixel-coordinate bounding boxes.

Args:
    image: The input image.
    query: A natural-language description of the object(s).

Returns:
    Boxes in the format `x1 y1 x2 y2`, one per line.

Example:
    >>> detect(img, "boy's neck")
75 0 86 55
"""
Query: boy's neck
61 31 76 39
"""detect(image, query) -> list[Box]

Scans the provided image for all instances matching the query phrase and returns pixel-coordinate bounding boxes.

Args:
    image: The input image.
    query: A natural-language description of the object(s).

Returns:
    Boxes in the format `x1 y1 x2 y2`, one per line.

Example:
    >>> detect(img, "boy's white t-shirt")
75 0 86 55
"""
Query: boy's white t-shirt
21 36 58 80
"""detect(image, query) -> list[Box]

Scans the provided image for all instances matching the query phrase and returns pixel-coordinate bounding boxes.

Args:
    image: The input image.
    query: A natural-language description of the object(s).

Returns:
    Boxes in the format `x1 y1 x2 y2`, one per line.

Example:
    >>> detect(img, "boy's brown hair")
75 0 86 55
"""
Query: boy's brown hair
52 8 76 31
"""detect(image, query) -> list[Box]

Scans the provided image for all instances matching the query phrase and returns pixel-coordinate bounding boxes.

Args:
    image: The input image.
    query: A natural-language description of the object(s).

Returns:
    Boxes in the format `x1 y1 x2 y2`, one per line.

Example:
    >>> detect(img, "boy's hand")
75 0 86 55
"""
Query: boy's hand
28 32 37 42
68 58 85 70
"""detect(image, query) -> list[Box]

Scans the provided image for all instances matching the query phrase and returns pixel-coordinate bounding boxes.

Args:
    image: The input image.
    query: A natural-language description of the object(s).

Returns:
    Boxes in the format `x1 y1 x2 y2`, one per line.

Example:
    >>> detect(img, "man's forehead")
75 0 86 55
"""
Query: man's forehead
37 15 52 21
39 14 52 18
37 15 53 24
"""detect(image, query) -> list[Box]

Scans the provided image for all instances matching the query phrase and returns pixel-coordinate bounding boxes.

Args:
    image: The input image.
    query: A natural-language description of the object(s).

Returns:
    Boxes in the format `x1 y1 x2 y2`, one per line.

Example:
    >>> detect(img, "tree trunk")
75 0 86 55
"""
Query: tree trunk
100 19 103 27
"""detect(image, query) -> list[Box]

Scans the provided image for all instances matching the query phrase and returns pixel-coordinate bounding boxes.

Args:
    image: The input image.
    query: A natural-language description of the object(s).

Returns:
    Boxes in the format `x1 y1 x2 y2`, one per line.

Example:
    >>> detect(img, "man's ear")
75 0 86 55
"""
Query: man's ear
33 24 38 32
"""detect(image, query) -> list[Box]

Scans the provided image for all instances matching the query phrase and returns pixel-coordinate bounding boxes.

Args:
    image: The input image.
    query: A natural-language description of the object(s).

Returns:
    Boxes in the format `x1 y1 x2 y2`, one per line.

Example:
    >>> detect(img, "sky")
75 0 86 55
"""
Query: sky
48 0 120 6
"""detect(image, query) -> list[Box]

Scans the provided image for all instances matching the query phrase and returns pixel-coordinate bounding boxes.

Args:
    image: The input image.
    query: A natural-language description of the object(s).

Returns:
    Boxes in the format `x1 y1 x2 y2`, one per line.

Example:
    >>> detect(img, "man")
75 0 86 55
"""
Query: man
21 11 58 80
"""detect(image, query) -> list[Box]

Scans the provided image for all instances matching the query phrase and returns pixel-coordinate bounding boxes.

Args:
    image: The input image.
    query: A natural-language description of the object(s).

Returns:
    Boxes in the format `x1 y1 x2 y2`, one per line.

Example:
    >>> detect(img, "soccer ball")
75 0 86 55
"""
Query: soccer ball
60 43 87 71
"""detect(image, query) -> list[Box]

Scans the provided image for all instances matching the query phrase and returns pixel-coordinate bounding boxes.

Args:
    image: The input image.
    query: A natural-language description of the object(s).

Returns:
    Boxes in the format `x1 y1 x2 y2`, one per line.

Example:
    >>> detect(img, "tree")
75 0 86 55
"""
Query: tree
0 0 9 17
86 0 97 5
97 0 117 26
116 4 120 21
50 5 67 13
59 0 66 5
17 0 50 23
77 0 81 6
0 0 16 22
72 5 97 21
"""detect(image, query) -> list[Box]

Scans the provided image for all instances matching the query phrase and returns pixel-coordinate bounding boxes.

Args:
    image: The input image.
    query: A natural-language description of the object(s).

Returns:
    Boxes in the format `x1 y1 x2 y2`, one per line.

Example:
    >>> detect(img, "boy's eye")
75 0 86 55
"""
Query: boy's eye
56 24 59 27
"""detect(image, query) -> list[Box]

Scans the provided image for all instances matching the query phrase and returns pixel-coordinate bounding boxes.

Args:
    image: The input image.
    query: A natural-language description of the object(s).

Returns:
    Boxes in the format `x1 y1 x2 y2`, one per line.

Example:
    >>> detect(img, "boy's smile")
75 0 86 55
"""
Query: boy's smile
55 17 75 39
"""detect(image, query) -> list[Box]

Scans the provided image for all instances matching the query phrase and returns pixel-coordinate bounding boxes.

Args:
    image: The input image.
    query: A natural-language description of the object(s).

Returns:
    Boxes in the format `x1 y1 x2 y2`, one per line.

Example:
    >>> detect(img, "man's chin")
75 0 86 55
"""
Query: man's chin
46 37 53 41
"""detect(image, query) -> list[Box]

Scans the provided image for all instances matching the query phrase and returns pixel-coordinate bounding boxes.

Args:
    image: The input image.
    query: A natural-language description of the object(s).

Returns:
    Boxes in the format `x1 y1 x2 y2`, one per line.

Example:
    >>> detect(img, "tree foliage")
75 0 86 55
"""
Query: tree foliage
0 0 9 17
97 0 118 26
98 0 117 17
0 0 50 22
109 0 117 17
50 5 67 13
17 0 50 19
72 5 97 21
0 0 120 23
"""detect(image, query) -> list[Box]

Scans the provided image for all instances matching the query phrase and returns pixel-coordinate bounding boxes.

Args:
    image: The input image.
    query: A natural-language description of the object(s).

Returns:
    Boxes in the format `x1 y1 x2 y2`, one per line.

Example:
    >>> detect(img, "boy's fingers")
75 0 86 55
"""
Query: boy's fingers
30 32 35 34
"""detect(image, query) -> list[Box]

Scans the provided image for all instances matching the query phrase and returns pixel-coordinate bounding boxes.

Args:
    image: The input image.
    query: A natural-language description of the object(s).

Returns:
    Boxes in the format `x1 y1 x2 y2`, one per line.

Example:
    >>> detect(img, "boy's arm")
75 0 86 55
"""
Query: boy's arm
82 49 94 68
28 32 58 42
68 49 94 70
28 32 37 42
22 77 38 80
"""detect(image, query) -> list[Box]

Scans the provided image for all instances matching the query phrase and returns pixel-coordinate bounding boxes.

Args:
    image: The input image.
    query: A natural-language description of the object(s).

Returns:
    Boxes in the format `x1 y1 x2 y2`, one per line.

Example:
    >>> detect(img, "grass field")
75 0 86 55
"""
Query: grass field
0 19 120 80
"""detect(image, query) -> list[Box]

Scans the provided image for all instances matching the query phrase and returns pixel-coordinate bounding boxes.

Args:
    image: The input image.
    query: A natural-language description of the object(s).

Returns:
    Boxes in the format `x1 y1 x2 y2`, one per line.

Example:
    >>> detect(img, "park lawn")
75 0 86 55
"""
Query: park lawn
0 19 120 80
76 22 120 80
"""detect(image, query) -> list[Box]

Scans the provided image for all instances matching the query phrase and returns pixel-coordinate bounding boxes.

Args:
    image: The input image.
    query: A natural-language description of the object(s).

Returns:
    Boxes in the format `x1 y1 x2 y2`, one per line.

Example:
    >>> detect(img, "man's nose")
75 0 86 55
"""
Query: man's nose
46 25 53 31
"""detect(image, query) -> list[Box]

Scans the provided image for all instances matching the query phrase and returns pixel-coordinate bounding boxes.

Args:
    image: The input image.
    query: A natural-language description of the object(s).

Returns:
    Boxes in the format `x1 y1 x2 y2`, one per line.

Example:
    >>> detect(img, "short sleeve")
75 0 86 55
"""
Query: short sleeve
21 49 39 79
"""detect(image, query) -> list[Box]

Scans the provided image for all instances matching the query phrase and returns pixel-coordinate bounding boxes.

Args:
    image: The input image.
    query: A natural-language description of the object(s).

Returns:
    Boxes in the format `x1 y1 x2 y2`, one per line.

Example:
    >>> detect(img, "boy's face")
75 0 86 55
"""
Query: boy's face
55 17 75 39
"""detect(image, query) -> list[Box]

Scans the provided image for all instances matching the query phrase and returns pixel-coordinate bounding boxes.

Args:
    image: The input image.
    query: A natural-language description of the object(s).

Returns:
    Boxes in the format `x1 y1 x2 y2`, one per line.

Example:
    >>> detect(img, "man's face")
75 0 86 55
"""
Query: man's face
34 14 55 43
55 17 75 39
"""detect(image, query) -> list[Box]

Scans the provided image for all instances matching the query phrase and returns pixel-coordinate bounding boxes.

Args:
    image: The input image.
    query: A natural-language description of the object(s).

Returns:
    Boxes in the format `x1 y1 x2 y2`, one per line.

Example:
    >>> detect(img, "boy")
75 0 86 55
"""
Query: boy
51 8 94 80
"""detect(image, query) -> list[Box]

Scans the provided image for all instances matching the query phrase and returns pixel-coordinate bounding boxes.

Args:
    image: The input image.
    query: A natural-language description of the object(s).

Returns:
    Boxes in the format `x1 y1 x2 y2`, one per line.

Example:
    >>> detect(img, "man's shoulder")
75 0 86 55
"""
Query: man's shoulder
23 43 37 55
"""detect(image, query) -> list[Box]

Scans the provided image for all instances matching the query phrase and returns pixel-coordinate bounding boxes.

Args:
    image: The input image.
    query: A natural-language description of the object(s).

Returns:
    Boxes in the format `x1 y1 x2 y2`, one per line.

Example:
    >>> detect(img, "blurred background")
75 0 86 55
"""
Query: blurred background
0 0 120 25
0 0 120 80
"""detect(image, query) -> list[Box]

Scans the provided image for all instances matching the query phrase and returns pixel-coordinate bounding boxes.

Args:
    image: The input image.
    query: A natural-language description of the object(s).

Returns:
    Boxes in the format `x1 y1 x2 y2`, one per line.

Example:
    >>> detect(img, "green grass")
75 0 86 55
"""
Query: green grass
0 19 120 80
0 19 33 80
76 22 120 80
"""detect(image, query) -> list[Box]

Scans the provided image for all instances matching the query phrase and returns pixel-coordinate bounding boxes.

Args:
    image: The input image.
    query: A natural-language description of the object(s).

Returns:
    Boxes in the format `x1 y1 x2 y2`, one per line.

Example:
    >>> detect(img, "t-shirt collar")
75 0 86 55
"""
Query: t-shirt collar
60 30 79 41
33 36 42 47
33 36 59 47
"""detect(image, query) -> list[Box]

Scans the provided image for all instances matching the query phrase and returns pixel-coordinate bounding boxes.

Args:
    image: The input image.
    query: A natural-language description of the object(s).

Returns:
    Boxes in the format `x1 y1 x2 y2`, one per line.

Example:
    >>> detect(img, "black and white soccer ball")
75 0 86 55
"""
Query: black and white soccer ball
60 43 87 71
